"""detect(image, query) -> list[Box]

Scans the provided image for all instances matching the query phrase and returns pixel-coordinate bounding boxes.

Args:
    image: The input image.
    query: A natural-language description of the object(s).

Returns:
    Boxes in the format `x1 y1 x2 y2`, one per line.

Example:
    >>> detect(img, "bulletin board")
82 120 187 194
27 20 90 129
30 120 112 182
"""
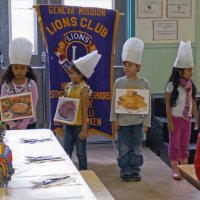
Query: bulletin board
135 0 196 42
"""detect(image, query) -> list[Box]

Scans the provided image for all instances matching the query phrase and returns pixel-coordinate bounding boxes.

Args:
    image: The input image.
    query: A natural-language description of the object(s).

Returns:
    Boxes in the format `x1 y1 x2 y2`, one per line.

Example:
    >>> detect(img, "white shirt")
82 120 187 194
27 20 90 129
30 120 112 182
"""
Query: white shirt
166 82 192 117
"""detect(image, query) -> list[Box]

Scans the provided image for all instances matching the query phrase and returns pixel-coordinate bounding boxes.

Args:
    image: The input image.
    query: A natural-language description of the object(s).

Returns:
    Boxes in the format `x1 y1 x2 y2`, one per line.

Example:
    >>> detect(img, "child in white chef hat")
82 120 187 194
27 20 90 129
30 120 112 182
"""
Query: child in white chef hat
1 37 38 130
166 41 198 180
110 37 151 182
63 50 101 170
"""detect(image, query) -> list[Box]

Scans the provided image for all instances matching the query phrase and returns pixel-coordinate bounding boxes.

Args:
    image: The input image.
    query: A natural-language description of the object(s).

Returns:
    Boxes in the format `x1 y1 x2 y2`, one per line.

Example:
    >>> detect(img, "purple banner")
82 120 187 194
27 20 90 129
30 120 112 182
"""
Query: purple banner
35 5 119 138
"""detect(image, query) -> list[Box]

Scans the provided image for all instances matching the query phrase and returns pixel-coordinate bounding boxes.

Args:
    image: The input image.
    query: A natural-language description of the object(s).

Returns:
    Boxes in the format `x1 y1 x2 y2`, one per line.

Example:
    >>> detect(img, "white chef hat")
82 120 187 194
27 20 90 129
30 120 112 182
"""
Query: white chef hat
9 37 33 65
73 50 101 78
122 37 144 65
173 41 193 68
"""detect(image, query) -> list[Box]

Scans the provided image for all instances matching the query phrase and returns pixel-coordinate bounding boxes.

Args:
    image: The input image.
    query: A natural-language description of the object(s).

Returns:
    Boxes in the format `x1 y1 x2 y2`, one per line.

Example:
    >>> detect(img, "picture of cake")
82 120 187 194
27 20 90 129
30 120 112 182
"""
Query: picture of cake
115 89 149 114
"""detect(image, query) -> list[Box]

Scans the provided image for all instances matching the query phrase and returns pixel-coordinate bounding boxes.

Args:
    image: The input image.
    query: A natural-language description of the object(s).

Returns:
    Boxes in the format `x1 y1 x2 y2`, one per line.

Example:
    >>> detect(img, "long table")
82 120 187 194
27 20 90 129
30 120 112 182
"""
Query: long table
177 164 200 191
0 129 97 200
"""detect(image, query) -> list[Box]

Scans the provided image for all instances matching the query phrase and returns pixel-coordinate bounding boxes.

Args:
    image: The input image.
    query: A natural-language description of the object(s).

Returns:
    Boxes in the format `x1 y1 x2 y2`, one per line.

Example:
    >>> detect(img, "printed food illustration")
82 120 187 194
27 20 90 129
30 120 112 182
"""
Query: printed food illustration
117 90 147 110
58 101 77 121
10 103 29 114
0 93 33 121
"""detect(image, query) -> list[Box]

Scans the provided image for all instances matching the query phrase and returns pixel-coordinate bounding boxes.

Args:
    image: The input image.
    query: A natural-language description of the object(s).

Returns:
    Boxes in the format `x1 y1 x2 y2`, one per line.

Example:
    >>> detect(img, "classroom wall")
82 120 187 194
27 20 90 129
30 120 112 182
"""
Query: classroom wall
135 0 200 94
141 43 196 94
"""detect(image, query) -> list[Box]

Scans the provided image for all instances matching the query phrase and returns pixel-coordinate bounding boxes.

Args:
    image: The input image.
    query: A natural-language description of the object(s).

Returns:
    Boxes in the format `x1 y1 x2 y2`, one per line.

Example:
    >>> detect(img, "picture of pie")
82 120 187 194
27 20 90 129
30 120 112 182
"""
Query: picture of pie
117 90 147 110
115 89 149 114
10 103 29 114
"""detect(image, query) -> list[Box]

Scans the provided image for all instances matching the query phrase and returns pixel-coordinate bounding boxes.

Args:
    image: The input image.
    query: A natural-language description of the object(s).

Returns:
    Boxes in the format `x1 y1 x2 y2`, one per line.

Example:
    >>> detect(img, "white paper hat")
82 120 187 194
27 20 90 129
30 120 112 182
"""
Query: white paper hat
9 37 33 65
122 37 144 64
173 41 193 68
73 50 101 78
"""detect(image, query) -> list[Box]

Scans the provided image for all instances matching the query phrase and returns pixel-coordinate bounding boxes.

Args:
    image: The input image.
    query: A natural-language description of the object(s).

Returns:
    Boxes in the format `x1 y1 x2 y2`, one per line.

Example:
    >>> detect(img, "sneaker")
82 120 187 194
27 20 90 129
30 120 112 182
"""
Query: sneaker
120 174 131 182
172 171 182 180
131 173 141 181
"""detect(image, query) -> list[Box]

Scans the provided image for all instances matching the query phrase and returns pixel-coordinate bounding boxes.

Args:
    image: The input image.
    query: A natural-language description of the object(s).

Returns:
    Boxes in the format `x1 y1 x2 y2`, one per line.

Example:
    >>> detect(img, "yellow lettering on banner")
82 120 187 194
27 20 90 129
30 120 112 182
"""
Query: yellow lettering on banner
46 17 77 36
79 7 106 16
48 6 74 15
80 18 87 28
80 18 108 37
89 118 102 126
94 23 104 34
45 17 108 37
100 27 108 37
90 92 111 100
50 90 64 98
89 100 93 108
46 27 54 35
86 19 94 31
88 109 95 117
67 7 75 15
54 19 63 30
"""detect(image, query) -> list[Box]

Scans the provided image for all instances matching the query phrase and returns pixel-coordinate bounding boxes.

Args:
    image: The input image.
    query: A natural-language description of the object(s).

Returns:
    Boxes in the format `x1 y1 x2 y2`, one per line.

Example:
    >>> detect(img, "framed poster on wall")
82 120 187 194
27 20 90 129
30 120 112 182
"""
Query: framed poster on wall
153 20 178 40
167 0 192 18
137 0 163 18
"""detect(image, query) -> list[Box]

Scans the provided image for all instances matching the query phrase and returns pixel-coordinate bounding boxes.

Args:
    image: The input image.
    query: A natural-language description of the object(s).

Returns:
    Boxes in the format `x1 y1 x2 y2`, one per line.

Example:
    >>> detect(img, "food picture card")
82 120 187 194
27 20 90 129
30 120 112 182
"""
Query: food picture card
115 89 149 114
54 97 79 124
0 92 35 121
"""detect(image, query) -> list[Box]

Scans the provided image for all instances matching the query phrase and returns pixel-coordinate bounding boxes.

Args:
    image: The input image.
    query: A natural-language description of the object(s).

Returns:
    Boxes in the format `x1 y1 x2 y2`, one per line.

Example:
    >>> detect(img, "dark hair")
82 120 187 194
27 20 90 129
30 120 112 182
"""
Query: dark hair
168 67 196 107
1 65 37 84
69 62 87 82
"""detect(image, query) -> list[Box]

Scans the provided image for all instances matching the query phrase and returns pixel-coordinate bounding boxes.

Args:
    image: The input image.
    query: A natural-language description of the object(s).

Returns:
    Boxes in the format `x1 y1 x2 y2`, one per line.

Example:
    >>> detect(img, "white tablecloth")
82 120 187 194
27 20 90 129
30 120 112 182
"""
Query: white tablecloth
0 129 96 200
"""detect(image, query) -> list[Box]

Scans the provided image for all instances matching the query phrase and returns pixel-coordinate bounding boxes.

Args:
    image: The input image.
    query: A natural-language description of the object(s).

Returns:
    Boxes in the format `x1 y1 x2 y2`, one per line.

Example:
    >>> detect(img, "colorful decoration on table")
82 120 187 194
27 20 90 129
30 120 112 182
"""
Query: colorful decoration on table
0 121 15 187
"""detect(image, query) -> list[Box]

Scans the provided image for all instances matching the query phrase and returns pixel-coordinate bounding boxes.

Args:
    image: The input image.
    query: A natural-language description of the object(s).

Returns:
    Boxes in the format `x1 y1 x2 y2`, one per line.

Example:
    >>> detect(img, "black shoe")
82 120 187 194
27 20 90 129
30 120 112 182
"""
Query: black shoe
120 174 131 182
131 173 141 181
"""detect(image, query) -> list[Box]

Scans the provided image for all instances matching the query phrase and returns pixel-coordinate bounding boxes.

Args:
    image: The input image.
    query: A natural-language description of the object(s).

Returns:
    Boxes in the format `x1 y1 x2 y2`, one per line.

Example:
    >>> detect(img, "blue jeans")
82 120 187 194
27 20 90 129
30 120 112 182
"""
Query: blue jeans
63 125 87 170
117 124 143 176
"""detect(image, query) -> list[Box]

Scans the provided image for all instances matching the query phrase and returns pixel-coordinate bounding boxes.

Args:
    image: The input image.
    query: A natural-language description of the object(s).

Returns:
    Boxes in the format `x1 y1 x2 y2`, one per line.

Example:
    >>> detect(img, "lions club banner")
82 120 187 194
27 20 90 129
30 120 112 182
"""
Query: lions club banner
35 5 119 138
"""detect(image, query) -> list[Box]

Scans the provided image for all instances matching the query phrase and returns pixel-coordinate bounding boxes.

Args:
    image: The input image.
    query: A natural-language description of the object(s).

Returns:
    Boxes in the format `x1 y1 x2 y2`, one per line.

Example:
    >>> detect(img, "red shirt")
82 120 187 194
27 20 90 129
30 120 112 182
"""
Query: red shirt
194 133 200 180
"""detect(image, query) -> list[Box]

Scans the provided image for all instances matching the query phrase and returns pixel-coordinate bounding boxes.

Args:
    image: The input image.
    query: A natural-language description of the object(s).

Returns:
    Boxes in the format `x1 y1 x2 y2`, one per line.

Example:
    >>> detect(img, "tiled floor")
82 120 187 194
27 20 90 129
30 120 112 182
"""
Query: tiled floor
71 143 200 200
